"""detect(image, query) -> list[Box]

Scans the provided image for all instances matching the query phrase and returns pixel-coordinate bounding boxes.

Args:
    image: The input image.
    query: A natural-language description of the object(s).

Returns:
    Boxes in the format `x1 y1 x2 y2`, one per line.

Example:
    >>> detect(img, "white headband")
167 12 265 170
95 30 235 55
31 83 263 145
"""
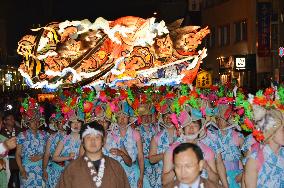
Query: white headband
82 126 103 138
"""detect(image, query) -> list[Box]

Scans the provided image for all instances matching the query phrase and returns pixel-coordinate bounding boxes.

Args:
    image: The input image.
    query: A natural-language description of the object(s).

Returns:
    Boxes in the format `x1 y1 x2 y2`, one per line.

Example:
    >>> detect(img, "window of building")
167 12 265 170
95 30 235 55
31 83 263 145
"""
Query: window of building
204 27 215 48
188 0 201 11
218 24 230 47
203 0 229 9
203 0 213 8
209 27 216 48
235 20 247 42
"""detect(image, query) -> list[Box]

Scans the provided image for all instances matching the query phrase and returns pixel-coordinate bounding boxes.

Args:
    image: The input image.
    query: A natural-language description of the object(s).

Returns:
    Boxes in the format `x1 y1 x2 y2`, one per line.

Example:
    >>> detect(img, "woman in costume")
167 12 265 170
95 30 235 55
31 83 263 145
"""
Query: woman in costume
245 108 284 188
162 110 218 186
53 114 83 167
104 101 144 188
136 104 157 187
200 101 229 188
216 104 244 188
42 116 66 188
16 99 49 187
149 101 178 188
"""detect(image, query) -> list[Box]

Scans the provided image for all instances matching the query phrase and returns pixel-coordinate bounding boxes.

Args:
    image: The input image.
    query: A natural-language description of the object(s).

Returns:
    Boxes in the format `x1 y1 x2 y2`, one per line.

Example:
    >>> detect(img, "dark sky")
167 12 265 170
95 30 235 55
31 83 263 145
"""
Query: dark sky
4 0 156 53
2 0 188 54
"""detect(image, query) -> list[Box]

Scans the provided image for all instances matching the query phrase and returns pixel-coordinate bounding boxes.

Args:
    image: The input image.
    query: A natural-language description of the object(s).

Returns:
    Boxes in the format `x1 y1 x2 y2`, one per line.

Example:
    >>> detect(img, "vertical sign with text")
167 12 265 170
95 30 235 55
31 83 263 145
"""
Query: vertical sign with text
257 2 271 57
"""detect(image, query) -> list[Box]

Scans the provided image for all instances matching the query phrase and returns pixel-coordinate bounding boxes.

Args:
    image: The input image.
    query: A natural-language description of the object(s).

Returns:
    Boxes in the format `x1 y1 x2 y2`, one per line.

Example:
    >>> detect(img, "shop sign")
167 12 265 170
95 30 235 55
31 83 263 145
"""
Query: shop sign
257 2 271 57
235 57 246 70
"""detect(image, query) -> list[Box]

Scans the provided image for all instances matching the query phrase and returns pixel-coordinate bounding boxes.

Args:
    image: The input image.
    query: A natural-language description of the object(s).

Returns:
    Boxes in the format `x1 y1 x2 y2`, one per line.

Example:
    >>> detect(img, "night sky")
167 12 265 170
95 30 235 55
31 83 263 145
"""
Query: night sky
3 0 161 54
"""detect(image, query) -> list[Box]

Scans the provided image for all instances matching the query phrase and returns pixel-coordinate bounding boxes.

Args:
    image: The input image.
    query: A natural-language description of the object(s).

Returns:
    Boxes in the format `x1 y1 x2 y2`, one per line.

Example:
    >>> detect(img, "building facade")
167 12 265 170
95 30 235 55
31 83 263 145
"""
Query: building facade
201 0 284 91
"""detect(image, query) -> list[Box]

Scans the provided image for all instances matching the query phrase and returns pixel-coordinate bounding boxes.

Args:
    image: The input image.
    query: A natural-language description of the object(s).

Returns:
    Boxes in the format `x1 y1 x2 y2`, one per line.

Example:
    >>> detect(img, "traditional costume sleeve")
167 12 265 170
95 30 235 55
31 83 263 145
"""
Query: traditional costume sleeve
44 131 50 141
17 132 25 145
56 166 72 188
241 134 253 153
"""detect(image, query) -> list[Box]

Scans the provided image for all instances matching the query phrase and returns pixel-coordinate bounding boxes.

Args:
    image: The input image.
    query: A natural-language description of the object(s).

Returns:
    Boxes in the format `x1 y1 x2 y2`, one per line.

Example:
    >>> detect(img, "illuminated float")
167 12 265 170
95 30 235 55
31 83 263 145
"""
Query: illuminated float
17 16 209 90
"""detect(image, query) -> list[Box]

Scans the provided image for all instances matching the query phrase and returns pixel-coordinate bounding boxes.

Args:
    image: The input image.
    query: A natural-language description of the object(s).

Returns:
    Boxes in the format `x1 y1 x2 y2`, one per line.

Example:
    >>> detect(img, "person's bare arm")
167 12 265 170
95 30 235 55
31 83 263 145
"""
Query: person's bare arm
16 144 27 179
244 157 258 188
205 159 219 183
52 141 72 162
216 153 229 188
136 133 144 188
239 137 244 148
43 139 51 181
110 148 132 166
162 150 175 186
149 137 163 164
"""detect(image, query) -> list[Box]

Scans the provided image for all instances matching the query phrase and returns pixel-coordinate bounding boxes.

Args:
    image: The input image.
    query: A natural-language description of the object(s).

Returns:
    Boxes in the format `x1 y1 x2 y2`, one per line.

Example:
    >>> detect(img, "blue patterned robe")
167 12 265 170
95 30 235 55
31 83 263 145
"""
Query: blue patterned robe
17 129 49 188
46 132 65 188
241 134 258 165
201 129 224 158
104 127 140 188
250 145 284 188
60 134 81 167
138 124 157 187
152 129 177 188
217 129 244 188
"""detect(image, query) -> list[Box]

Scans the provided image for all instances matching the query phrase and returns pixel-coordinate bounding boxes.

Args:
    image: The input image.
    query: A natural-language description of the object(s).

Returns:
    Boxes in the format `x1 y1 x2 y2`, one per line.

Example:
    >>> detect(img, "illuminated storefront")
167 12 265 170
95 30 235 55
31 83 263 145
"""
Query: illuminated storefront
218 54 256 92
0 65 27 92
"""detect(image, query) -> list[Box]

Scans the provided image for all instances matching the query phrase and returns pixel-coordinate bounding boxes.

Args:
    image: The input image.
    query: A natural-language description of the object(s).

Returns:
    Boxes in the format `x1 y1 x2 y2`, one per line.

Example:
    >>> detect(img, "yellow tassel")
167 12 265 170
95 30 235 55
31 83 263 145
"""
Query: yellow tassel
36 60 41 75
105 104 112 120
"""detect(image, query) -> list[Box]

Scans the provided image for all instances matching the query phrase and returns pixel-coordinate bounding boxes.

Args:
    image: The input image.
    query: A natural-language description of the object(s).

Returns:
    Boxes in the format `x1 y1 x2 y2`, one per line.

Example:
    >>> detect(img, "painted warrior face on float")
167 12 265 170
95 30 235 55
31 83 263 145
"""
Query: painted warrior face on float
154 34 173 59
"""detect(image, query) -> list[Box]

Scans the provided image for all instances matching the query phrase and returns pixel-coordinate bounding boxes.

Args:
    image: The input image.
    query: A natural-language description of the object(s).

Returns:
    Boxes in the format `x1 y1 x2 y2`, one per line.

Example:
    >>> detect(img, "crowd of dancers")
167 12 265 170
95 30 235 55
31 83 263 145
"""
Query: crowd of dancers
0 84 283 188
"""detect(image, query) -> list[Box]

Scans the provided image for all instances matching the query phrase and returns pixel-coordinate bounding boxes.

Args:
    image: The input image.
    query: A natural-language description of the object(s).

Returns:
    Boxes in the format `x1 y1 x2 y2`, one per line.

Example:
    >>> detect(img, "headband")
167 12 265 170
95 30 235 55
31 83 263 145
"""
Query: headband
82 126 103 138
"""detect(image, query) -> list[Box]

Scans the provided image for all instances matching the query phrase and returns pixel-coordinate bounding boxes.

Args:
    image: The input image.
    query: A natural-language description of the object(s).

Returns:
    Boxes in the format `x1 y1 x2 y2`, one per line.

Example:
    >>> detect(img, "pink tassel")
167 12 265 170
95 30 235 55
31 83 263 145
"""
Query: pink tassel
200 94 208 100
39 106 44 114
169 113 179 128
200 107 206 117
109 102 117 112
237 108 244 116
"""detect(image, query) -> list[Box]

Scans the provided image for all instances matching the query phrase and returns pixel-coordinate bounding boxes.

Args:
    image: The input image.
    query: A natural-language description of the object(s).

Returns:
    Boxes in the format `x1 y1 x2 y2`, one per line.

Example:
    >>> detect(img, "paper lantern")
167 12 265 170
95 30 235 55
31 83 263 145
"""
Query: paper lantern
196 70 212 88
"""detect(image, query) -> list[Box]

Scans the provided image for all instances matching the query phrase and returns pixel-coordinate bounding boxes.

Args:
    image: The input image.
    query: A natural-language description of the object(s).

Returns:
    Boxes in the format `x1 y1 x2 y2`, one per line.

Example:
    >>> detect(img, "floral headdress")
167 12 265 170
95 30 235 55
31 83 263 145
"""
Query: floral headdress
20 97 45 127
235 85 284 142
